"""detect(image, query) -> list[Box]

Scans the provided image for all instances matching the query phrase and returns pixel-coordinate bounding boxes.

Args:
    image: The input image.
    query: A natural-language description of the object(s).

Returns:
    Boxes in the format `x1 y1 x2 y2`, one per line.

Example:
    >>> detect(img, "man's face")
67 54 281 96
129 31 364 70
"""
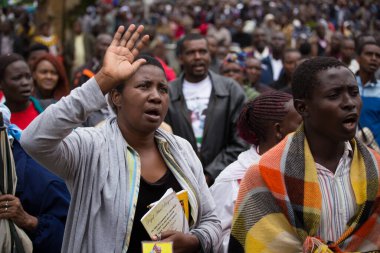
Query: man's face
330 33 343 52
180 39 210 82
245 58 262 84
316 23 326 38
283 51 301 77
303 67 362 142
96 34 113 61
271 32 286 55
357 44 380 74
252 29 267 52
340 39 355 61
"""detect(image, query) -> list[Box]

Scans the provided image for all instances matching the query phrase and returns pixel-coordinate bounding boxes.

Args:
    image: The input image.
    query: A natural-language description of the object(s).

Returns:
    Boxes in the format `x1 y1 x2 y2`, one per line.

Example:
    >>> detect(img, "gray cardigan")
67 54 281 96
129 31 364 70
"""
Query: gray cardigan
21 78 221 253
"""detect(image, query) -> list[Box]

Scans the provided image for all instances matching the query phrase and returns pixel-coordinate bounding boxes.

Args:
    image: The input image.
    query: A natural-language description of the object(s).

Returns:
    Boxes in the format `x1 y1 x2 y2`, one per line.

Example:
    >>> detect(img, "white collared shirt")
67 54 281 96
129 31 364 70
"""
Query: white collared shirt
271 57 283 81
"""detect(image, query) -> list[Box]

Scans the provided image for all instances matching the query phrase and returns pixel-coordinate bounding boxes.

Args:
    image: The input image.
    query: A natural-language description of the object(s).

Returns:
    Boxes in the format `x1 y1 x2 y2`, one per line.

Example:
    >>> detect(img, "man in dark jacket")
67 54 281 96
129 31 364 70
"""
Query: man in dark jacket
165 33 247 185
260 31 286 85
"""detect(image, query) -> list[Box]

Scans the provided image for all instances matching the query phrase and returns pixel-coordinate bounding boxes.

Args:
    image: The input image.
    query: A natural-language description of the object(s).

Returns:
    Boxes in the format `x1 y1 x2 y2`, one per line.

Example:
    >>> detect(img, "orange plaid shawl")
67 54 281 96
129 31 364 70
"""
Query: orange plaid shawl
229 127 380 253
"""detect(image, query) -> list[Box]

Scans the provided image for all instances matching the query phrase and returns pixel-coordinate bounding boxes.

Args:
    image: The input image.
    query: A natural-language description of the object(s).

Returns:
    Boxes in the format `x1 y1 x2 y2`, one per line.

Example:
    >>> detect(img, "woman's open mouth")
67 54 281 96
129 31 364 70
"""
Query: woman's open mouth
144 108 161 122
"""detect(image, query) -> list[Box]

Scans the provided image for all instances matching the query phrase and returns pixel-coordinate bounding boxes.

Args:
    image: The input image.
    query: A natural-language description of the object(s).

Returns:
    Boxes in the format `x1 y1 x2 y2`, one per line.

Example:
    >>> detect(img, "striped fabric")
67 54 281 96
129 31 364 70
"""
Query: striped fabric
229 126 380 253
0 128 17 195
156 137 199 224
0 124 33 252
121 146 141 253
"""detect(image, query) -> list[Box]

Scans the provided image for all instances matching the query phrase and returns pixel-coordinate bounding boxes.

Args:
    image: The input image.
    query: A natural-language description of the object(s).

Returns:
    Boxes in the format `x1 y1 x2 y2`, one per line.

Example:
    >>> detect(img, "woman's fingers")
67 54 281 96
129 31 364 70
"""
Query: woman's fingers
109 24 148 56
126 25 145 50
132 35 150 57
119 24 136 47
110 26 126 47
160 230 177 240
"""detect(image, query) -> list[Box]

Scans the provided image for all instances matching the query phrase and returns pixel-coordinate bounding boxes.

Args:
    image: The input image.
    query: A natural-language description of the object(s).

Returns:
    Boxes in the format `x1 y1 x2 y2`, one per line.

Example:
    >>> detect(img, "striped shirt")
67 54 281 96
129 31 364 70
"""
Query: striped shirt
315 142 357 246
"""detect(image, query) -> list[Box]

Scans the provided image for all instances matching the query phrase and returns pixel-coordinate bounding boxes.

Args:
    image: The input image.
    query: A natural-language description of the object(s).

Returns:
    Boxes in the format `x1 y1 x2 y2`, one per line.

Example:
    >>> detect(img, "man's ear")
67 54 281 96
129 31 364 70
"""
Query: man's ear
293 98 308 117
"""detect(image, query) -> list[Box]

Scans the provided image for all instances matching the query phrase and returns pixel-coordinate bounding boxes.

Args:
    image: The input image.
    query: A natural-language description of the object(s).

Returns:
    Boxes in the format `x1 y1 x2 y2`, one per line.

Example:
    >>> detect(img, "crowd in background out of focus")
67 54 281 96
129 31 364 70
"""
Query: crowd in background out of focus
1 1 380 252
0 0 379 76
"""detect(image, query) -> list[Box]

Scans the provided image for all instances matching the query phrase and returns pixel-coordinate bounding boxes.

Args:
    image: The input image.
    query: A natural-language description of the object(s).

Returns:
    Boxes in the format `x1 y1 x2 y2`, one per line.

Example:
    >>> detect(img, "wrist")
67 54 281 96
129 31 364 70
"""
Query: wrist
94 70 120 94
188 234 200 252
25 215 38 231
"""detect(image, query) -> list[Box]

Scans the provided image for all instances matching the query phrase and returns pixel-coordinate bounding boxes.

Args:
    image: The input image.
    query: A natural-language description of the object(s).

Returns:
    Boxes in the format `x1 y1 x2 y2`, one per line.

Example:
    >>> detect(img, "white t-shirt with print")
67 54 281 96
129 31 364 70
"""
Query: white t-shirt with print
183 76 212 151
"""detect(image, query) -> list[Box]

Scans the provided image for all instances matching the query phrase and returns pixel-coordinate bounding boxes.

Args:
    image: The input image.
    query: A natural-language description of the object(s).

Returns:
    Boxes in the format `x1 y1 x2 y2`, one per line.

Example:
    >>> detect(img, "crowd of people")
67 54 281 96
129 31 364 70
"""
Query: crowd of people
0 0 380 252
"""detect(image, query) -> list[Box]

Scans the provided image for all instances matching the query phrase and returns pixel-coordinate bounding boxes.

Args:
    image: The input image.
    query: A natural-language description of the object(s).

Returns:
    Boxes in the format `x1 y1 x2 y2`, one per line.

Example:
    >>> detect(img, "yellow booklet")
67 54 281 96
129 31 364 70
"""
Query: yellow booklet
176 190 189 221
142 188 189 238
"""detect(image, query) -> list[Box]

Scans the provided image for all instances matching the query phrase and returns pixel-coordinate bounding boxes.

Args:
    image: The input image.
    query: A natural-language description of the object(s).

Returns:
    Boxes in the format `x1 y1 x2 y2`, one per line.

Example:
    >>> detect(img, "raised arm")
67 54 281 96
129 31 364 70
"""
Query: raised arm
21 25 149 181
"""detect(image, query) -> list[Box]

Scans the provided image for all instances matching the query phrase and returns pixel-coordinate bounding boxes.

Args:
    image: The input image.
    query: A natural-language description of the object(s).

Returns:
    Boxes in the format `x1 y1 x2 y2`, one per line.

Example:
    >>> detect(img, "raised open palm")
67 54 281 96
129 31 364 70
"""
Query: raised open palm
97 24 150 92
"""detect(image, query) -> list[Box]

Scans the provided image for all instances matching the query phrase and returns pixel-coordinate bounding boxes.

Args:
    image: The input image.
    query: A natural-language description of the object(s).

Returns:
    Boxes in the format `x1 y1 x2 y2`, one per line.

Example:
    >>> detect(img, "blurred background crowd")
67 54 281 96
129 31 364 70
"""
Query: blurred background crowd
1 0 379 79
0 1 380 252
1 0 379 127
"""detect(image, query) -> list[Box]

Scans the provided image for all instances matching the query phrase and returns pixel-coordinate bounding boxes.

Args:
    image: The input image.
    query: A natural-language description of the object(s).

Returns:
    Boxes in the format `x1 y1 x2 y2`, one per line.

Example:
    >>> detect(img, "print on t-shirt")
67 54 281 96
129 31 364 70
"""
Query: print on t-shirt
183 76 212 151
187 97 208 151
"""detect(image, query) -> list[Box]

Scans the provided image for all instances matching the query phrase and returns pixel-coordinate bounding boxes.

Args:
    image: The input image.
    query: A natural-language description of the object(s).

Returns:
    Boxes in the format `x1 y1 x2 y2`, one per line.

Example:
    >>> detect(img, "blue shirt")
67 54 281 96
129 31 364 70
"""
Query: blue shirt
14 140 70 253
356 75 380 145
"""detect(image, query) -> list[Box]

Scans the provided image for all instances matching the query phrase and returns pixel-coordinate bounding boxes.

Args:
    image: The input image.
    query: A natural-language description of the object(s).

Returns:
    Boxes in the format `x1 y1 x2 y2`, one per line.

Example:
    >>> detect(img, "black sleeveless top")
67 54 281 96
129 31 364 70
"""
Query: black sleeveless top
126 169 183 253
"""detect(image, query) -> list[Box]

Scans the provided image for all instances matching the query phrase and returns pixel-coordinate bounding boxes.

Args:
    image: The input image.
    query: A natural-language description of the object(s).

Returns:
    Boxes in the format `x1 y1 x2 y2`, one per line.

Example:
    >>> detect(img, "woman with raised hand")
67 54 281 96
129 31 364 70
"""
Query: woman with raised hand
21 25 221 253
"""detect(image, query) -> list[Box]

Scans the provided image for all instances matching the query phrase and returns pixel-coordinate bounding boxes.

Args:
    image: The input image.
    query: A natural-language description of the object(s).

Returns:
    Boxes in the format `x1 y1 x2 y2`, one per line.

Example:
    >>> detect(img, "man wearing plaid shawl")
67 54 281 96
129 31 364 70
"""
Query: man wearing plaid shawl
229 57 380 253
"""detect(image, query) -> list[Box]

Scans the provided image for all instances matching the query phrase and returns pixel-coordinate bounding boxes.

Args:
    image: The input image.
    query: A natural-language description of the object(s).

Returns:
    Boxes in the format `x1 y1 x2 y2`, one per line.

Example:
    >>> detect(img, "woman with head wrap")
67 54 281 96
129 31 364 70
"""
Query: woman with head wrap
210 91 302 253
220 52 260 100
220 52 246 85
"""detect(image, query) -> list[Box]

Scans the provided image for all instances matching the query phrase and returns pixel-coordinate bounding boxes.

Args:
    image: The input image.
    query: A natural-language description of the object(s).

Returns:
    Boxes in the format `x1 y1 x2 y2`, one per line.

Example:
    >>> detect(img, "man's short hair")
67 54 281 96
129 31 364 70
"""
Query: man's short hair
292 57 347 99
26 43 49 59
282 48 301 60
176 33 207 56
356 41 380 55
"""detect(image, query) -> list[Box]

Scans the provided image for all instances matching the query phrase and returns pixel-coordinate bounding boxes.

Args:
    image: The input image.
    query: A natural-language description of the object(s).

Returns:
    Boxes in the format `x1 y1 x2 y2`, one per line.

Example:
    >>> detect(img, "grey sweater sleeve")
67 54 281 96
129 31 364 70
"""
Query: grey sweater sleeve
20 78 107 181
